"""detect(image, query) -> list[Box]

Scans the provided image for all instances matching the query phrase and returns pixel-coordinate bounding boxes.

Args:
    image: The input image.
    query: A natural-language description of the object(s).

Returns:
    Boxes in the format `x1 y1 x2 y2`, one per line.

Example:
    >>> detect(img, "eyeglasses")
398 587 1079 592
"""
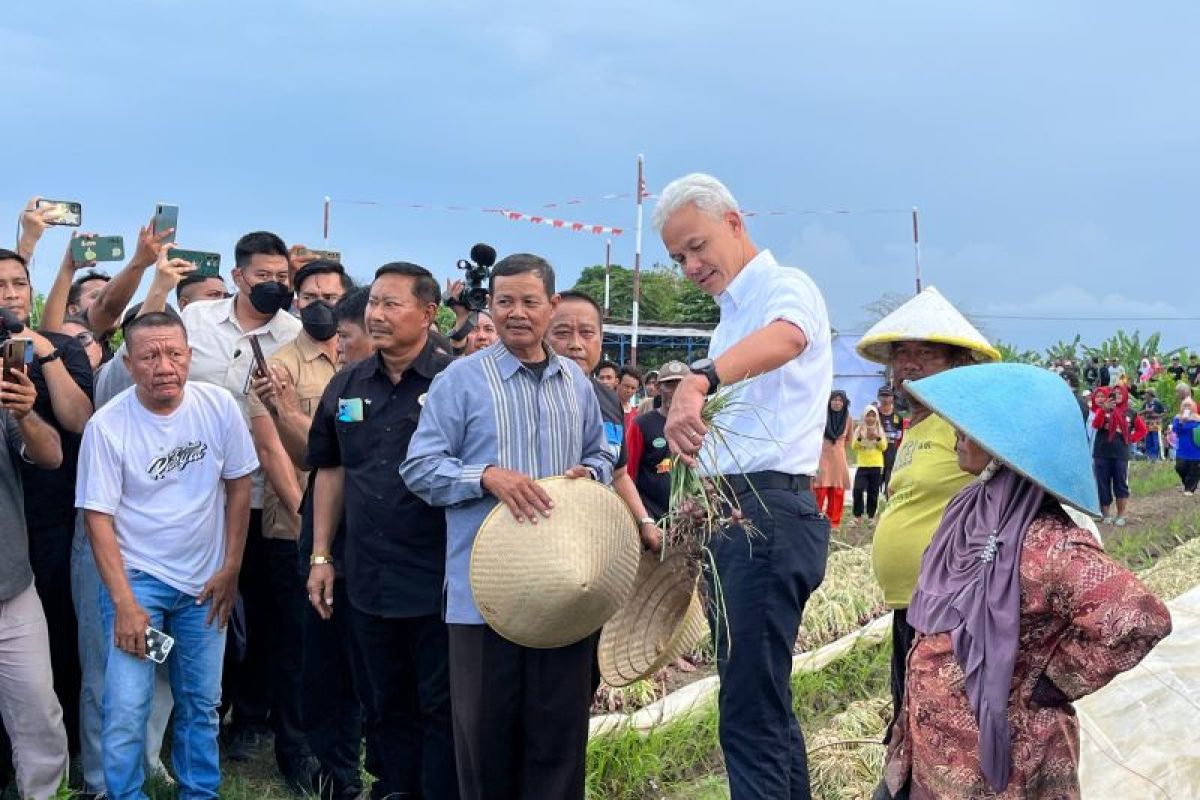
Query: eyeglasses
74 331 95 347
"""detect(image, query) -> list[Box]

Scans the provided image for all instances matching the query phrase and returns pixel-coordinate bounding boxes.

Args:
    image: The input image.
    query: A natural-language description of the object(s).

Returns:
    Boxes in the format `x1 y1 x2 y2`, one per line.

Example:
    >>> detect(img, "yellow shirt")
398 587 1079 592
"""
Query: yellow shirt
871 414 973 608
851 430 888 468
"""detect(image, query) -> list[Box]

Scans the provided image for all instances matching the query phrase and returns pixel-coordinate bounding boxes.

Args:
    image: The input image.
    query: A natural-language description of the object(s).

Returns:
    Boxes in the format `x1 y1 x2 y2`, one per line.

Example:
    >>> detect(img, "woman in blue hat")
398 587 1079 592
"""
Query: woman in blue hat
877 364 1172 800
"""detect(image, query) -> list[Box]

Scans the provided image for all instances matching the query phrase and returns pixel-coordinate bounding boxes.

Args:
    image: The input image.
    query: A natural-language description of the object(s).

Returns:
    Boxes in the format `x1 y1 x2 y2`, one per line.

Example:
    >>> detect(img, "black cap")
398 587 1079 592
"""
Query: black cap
876 385 895 397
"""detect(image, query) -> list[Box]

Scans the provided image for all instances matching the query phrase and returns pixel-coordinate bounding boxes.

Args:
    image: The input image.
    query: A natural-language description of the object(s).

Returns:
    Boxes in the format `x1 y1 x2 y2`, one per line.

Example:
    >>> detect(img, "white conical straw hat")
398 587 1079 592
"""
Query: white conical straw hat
470 477 640 649
855 286 1000 365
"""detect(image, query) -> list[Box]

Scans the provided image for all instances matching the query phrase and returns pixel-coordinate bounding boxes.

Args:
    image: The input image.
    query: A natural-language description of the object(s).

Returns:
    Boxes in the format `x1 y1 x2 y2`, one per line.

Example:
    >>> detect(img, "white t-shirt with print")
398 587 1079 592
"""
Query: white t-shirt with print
76 381 259 596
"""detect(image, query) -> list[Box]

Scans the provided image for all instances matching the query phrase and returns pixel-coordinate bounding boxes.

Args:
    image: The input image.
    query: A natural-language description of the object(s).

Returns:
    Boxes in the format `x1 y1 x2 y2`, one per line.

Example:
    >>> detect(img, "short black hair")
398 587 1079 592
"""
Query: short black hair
121 302 182 334
295 259 353 295
333 286 369 326
373 262 440 306
489 253 555 298
556 290 602 323
619 365 643 385
595 360 619 378
68 270 111 307
175 274 225 302
0 248 29 277
124 310 187 346
234 231 289 270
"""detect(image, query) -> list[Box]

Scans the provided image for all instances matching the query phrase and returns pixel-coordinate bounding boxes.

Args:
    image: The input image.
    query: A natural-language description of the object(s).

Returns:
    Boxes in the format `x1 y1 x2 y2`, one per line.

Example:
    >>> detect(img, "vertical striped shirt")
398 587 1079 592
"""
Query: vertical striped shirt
400 341 615 625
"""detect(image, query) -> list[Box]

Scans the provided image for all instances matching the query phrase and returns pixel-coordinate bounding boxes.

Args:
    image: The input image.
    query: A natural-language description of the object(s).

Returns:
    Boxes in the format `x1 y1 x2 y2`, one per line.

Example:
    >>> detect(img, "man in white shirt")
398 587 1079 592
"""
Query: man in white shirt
77 311 257 799
179 231 303 768
654 173 833 800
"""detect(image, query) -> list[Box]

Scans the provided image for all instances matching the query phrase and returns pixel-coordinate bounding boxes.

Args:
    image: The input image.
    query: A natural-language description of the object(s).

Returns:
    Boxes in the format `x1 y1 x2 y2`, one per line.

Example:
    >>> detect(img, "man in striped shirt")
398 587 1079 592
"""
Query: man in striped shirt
401 253 614 800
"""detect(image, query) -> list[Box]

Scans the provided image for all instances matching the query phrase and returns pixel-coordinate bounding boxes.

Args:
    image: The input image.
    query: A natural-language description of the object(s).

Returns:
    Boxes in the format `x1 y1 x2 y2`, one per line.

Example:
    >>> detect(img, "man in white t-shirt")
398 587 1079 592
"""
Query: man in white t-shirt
77 311 258 799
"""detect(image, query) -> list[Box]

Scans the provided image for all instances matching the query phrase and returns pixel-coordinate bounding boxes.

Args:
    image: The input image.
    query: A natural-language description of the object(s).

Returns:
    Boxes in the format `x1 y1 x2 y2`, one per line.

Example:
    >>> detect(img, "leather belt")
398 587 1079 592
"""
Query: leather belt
721 471 812 496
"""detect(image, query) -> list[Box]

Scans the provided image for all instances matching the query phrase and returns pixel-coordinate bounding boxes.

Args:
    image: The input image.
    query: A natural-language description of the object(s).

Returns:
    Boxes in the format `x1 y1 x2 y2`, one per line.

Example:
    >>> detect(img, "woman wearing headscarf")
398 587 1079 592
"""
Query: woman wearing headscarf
815 390 851 527
1090 385 1146 526
850 404 889 525
877 364 1172 800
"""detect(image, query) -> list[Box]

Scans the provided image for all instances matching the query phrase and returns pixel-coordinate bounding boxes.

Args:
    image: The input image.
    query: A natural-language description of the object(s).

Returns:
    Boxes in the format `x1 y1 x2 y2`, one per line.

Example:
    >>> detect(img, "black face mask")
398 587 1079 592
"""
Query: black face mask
248 281 293 315
300 301 337 342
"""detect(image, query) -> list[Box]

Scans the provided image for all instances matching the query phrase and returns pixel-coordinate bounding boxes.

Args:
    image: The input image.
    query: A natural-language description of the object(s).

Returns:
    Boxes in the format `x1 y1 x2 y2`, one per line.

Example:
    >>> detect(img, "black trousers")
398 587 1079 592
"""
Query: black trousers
348 607 457 800
884 608 918 744
1176 458 1200 492
706 484 830 800
852 467 884 519
224 512 309 765
32 522 81 751
882 445 898 495
447 624 594 800
302 579 368 799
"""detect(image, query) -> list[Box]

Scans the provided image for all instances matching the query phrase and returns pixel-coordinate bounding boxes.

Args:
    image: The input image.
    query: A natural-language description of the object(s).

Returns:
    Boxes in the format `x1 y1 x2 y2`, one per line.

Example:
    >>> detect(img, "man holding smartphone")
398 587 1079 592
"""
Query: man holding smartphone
180 230 302 765
77 312 258 799
0 248 69 800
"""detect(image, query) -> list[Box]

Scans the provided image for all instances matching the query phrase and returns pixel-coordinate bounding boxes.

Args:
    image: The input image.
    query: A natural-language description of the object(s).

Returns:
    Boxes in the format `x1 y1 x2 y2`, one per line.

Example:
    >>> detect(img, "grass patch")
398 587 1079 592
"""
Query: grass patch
585 633 891 799
1128 461 1179 495
1104 506 1200 571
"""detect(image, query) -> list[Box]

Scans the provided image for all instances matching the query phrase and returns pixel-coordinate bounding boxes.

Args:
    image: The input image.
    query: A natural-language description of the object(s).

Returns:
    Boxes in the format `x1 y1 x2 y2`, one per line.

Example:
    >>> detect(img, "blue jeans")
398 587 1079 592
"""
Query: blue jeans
101 571 226 800
1144 431 1161 460
71 519 174 794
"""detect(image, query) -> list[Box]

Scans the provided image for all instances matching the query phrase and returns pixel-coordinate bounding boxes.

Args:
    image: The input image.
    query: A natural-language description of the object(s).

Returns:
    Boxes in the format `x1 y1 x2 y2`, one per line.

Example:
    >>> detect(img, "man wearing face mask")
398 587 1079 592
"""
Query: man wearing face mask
180 231 303 769
245 260 349 792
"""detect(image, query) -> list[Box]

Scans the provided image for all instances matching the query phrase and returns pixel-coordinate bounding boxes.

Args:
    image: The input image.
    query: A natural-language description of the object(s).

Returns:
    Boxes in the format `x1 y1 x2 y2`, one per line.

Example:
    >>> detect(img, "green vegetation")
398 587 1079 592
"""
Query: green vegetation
585 634 891 799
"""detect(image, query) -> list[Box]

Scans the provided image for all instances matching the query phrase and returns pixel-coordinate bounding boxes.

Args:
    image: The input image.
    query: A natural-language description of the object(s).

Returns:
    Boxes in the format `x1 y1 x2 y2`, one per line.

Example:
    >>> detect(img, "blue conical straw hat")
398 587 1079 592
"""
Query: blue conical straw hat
904 363 1101 516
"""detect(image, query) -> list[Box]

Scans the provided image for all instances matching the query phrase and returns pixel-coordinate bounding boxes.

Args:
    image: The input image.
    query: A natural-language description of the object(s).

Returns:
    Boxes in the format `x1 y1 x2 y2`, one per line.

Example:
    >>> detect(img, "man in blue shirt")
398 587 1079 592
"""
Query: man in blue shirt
401 253 614 800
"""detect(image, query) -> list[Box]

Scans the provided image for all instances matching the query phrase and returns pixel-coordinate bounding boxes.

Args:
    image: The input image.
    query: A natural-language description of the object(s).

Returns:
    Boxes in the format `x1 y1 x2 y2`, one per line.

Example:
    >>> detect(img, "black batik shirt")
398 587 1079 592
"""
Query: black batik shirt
307 338 452 617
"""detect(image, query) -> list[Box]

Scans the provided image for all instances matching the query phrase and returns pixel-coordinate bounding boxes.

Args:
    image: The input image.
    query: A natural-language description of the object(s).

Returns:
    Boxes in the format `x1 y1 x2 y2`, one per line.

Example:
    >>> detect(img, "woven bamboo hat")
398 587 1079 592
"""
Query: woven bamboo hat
597 549 709 687
856 286 1000 365
470 477 640 649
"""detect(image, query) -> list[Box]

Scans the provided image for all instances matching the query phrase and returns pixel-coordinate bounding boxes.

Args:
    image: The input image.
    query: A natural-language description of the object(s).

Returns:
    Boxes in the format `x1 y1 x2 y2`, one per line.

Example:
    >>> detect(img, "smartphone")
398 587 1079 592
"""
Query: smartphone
35 199 82 227
299 247 342 263
2 339 33 384
170 249 221 277
242 334 271 395
70 235 125 265
145 626 175 664
153 203 179 244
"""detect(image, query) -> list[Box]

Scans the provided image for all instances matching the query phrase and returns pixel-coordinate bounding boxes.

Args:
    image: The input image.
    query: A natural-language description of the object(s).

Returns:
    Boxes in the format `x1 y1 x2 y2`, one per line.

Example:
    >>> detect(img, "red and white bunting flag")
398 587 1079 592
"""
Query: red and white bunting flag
496 209 623 236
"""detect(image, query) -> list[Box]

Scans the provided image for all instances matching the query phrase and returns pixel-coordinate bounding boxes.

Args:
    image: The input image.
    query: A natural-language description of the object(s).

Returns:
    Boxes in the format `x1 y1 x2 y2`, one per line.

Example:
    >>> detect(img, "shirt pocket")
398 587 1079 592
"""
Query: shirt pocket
335 420 372 467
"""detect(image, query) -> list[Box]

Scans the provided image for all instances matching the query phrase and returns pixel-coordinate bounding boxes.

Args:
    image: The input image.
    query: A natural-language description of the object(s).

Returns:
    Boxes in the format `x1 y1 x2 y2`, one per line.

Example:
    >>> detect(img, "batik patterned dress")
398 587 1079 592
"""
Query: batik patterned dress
883 509 1172 799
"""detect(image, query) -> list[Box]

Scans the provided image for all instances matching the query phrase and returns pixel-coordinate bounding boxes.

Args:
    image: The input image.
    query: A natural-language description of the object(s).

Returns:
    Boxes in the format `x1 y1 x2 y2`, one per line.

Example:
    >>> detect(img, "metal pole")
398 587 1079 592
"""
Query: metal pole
323 196 331 245
603 239 611 317
631 154 644 366
911 206 922 294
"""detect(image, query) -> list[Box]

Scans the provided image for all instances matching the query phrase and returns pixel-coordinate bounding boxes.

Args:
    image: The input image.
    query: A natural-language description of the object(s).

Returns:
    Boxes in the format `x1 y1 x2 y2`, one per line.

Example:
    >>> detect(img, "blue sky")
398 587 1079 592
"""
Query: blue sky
5 1 1197 352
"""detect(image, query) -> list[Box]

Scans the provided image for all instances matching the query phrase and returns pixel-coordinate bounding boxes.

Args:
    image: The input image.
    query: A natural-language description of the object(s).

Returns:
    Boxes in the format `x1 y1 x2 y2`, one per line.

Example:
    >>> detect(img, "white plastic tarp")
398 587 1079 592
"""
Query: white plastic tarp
1077 584 1200 798
831 333 886 416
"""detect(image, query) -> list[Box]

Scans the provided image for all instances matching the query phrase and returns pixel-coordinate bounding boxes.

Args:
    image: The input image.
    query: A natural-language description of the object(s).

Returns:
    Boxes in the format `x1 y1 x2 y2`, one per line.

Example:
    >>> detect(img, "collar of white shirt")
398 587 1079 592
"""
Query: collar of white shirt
718 249 777 312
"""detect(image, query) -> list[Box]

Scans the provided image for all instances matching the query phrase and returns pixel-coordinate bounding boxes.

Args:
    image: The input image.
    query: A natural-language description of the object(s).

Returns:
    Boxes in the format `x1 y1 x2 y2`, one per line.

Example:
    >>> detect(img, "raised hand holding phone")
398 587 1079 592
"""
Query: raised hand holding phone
132 218 176 269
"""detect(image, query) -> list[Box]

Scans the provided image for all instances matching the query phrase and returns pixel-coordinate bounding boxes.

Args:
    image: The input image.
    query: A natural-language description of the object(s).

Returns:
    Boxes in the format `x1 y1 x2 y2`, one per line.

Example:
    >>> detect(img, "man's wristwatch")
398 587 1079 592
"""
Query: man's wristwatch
36 349 61 366
637 516 656 528
689 358 720 395
310 554 333 566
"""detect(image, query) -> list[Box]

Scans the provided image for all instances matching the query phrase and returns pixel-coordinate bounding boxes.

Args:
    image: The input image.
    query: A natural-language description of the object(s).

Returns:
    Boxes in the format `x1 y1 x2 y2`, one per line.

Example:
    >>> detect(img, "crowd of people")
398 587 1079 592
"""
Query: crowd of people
0 176 1173 800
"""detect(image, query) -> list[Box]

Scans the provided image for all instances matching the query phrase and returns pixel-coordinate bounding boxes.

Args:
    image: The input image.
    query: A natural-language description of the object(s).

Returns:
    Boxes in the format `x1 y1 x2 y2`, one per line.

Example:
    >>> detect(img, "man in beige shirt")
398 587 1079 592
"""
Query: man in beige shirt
245 260 348 792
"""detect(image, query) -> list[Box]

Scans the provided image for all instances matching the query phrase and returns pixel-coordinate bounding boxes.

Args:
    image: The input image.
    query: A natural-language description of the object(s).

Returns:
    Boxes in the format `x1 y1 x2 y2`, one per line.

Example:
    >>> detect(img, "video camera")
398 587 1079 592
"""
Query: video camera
0 308 24 342
455 243 496 314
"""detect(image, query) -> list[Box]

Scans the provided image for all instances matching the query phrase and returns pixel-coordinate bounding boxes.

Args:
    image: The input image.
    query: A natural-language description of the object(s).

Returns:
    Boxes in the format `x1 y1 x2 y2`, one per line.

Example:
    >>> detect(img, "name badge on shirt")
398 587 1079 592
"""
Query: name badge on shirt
603 420 623 457
337 397 365 423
